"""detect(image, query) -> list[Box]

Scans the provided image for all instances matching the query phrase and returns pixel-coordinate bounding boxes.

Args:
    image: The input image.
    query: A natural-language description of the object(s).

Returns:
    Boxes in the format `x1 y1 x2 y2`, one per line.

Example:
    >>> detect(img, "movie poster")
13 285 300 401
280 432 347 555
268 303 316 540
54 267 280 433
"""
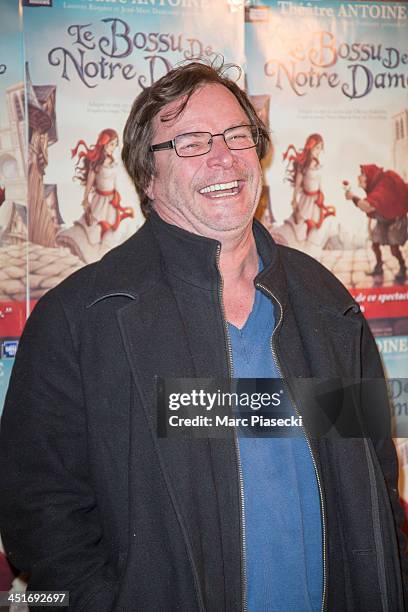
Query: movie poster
23 0 244 302
245 0 408 514
245 0 408 321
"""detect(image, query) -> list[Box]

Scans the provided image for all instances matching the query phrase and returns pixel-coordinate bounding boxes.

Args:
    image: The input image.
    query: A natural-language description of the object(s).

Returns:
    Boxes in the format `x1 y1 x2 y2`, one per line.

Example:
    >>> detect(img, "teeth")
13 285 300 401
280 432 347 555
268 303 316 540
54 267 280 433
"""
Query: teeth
199 180 239 194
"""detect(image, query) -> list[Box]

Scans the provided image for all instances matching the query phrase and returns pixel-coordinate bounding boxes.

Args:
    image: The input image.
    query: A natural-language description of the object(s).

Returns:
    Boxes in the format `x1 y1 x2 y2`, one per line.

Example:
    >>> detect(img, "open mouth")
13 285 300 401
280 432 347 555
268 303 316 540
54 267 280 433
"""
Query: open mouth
199 180 242 199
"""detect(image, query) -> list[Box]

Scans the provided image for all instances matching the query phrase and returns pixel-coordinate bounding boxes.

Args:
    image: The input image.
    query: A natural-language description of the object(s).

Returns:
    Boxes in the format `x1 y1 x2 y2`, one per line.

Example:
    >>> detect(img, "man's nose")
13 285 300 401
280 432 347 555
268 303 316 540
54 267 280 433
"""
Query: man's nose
206 135 234 168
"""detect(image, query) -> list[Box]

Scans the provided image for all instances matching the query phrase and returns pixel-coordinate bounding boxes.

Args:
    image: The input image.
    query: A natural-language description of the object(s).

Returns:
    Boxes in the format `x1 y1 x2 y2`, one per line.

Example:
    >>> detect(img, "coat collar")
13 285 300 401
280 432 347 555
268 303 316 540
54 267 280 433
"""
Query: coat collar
147 210 288 300
86 209 354 319
86 209 290 308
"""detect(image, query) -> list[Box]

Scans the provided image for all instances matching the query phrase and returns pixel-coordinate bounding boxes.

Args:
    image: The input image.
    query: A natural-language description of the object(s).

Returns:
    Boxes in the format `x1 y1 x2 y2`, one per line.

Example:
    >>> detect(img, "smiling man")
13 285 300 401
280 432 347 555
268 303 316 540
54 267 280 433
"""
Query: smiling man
148 85 262 235
0 61 406 611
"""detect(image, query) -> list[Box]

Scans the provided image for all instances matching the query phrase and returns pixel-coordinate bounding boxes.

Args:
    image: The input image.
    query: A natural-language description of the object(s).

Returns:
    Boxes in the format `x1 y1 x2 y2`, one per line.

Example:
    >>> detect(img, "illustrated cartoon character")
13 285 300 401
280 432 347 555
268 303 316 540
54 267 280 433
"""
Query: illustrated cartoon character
56 129 134 264
271 134 337 258
345 164 408 283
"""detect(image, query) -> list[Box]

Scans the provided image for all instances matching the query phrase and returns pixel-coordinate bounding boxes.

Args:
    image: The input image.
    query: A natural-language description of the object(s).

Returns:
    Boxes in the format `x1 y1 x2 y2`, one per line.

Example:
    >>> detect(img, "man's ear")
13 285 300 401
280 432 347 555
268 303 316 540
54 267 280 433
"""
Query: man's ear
145 175 155 201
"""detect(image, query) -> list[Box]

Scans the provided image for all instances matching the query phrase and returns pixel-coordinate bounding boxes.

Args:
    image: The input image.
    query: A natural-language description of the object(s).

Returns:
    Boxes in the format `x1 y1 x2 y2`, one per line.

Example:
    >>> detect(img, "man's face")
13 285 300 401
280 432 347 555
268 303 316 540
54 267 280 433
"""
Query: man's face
147 83 263 239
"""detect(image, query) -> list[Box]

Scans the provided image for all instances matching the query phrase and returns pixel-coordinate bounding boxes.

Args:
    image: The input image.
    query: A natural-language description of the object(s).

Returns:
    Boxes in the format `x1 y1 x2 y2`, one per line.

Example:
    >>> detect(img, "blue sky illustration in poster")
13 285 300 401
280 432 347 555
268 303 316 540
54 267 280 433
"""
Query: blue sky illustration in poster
0 0 25 240
245 0 408 310
0 1 24 119
24 0 244 282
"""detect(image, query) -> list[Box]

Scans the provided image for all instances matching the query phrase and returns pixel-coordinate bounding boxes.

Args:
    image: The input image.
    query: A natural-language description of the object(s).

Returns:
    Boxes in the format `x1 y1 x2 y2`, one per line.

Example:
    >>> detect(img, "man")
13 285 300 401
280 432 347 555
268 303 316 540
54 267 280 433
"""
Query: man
0 61 406 611
345 164 408 282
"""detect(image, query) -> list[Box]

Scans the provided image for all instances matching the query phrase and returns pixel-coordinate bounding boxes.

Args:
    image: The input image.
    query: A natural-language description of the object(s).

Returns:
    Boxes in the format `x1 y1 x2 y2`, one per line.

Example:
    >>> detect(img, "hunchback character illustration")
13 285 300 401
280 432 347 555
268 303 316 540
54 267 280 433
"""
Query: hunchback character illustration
345 164 408 283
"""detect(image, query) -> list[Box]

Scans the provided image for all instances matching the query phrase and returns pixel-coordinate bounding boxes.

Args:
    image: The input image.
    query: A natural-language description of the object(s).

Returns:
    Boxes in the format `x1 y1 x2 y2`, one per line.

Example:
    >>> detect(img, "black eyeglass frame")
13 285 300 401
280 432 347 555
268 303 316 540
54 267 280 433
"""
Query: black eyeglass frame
149 124 260 158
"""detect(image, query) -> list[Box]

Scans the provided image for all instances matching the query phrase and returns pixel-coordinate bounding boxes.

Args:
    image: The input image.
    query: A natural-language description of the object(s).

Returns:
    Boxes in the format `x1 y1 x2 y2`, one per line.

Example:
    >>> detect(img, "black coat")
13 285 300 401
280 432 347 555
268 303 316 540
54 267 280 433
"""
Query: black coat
0 212 406 611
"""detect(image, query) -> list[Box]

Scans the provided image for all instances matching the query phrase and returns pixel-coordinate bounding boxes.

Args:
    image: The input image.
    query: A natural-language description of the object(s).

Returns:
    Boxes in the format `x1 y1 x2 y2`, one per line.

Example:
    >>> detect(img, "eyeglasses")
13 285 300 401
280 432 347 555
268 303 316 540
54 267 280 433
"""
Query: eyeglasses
150 124 259 158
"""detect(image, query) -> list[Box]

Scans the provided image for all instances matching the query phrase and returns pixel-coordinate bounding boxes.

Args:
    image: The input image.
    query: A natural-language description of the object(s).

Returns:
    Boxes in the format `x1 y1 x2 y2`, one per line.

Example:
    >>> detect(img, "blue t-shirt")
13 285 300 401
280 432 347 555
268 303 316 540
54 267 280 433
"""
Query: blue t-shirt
228 286 323 612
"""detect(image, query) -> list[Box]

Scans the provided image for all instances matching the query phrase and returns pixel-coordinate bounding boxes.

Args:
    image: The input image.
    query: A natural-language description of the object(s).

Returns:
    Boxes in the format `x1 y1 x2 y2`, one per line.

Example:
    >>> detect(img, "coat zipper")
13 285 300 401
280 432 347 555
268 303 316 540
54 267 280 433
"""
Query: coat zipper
256 282 328 612
215 245 248 612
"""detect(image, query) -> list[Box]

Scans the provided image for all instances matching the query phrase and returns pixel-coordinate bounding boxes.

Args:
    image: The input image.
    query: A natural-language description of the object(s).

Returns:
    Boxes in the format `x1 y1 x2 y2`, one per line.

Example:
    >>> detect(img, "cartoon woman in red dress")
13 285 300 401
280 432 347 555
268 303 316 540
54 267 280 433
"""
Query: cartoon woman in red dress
272 134 337 257
57 129 134 263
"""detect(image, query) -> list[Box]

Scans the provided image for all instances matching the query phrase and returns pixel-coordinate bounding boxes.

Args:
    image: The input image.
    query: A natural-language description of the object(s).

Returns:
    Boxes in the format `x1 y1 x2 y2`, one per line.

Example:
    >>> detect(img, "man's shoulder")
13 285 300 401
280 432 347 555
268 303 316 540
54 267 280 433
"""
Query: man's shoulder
35 220 159 314
277 244 357 312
